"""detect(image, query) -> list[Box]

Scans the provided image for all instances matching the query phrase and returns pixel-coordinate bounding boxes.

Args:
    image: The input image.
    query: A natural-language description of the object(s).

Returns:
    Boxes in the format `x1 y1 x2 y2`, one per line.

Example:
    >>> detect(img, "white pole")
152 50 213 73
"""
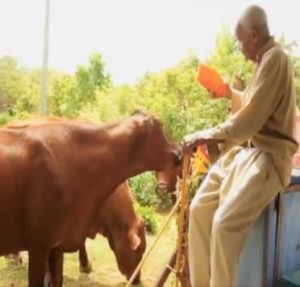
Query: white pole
41 0 51 115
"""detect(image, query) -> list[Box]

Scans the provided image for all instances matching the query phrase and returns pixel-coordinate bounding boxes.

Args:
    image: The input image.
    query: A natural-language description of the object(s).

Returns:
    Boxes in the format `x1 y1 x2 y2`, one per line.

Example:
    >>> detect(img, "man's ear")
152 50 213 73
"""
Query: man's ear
250 28 258 42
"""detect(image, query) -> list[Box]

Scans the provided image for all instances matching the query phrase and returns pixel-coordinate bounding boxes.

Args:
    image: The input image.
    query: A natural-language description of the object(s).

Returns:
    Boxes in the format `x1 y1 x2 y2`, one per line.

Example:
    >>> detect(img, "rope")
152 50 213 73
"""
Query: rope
126 194 181 287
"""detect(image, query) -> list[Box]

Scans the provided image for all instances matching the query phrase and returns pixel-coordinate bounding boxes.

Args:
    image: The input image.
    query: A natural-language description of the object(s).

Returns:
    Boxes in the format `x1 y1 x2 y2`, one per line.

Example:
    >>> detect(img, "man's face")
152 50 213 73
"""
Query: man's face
235 24 258 62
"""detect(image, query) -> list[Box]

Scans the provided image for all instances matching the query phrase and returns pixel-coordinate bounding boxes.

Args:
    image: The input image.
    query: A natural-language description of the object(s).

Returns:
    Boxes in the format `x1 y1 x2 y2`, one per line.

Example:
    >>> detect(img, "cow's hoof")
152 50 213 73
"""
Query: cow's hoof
132 281 143 287
80 263 92 273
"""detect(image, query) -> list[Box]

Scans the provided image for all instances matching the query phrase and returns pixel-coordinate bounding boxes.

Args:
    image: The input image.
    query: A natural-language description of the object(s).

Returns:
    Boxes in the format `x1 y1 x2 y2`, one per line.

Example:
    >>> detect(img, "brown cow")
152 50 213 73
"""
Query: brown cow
0 112 180 287
8 176 173 284
78 181 146 283
8 180 155 283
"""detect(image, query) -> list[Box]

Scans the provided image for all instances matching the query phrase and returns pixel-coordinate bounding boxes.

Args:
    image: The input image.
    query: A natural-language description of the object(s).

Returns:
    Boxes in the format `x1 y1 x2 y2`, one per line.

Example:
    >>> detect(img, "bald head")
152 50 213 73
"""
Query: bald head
235 5 271 62
237 5 270 38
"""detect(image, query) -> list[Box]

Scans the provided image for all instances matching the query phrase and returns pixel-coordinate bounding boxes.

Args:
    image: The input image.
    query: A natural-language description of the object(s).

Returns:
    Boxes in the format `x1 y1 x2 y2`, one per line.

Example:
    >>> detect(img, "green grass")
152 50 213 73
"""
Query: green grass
0 213 178 287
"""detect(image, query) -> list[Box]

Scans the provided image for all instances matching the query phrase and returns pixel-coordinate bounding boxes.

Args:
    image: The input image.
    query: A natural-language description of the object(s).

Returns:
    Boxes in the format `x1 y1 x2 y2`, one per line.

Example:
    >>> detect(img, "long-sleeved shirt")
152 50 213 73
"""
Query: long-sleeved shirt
206 37 298 187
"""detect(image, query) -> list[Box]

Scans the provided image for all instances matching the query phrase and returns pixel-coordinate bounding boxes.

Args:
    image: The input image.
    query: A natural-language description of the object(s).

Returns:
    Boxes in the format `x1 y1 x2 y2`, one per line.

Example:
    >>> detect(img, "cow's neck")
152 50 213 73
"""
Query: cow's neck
102 121 151 186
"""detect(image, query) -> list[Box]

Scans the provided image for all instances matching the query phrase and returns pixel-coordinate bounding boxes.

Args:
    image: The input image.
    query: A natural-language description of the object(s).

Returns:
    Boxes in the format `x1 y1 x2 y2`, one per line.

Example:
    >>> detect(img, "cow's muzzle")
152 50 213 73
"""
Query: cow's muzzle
174 149 182 166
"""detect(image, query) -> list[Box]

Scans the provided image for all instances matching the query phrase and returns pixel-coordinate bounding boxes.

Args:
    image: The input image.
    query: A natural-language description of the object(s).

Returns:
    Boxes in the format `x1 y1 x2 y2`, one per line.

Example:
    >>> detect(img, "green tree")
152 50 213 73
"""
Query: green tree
136 52 229 142
208 27 254 88
0 56 40 122
49 75 77 116
49 53 111 117
0 56 28 110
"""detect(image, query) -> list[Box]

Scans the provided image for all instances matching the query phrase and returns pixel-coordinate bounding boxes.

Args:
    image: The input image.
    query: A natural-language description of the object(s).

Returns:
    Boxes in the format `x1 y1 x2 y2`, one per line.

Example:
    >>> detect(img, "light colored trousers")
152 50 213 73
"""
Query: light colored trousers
188 146 283 287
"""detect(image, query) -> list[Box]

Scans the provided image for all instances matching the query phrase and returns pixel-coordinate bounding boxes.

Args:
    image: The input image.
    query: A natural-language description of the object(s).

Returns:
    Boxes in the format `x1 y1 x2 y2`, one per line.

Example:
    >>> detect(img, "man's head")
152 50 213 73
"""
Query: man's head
235 5 271 62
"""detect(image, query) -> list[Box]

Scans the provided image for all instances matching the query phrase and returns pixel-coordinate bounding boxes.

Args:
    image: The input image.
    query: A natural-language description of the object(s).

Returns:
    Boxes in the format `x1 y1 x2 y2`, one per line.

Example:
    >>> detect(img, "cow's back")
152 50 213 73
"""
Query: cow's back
0 120 112 254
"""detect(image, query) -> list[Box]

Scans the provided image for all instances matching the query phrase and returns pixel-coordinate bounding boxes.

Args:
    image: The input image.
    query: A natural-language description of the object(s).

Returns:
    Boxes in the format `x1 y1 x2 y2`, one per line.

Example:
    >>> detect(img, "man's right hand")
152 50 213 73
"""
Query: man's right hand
207 82 232 99
182 130 224 156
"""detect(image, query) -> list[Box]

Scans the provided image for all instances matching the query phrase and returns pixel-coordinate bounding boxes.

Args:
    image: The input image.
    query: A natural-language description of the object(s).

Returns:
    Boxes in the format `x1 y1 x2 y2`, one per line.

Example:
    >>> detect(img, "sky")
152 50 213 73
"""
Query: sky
0 0 299 84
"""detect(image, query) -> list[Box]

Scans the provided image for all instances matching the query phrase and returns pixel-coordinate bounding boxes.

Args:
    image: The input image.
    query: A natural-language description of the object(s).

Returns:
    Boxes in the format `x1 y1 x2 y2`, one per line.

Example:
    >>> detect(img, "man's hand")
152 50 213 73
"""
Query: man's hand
182 130 224 156
207 82 232 99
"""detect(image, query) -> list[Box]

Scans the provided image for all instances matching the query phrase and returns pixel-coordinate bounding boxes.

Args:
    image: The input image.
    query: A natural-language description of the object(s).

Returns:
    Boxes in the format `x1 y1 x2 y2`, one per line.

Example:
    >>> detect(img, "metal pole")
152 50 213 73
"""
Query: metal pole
41 0 51 115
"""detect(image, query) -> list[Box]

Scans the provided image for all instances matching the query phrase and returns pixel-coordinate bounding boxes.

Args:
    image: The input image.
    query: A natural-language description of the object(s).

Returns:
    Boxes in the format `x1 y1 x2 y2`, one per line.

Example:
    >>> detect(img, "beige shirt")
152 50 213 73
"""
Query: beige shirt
207 37 298 187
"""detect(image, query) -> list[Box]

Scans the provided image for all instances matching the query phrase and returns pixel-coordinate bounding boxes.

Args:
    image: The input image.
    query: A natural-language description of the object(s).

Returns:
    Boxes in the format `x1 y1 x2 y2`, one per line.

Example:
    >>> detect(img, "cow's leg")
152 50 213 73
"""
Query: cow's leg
28 249 49 287
48 250 63 287
79 242 92 273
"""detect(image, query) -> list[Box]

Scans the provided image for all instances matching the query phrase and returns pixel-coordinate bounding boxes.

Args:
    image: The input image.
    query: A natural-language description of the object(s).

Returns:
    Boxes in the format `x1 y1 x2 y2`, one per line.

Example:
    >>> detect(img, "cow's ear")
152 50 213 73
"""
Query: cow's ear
132 109 146 116
129 232 141 250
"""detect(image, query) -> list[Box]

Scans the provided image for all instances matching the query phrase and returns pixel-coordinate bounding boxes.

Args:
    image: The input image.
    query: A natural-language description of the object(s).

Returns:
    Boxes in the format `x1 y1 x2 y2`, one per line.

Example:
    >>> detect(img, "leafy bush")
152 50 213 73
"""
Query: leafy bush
129 172 159 207
0 112 13 126
134 203 158 234
129 172 174 209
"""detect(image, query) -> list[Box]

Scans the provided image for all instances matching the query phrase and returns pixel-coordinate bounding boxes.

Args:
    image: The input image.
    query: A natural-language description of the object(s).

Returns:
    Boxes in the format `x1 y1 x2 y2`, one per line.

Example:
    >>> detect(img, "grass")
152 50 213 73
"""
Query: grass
0 213 178 287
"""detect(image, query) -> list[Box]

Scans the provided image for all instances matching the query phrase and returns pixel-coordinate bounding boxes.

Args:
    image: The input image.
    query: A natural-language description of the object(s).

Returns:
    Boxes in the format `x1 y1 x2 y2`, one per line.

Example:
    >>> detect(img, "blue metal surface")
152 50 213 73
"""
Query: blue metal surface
237 201 277 287
237 173 300 286
279 270 300 286
279 192 300 276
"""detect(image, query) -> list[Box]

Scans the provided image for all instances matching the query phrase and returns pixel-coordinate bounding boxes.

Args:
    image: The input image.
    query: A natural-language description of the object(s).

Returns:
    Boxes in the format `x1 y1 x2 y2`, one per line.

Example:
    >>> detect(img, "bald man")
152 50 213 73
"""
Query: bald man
183 5 298 287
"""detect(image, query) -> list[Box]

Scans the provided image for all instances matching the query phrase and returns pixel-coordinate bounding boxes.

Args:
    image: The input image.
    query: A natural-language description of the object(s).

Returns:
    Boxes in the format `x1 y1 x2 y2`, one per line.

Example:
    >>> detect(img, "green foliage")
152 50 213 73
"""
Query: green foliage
208 27 254 87
129 172 159 207
79 84 139 123
0 56 23 105
134 202 158 234
0 56 40 117
136 52 229 142
0 111 13 126
49 74 77 116
129 171 173 209
49 53 111 117
12 82 40 118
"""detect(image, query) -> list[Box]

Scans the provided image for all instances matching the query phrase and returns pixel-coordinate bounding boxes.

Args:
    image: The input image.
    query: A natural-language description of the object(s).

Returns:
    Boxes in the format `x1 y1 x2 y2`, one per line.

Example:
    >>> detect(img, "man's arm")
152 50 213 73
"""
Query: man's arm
230 88 243 114
184 50 288 152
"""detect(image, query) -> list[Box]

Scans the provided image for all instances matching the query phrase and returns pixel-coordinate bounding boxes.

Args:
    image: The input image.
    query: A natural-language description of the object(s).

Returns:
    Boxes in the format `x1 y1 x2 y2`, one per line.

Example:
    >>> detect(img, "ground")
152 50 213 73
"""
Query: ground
0 214 178 287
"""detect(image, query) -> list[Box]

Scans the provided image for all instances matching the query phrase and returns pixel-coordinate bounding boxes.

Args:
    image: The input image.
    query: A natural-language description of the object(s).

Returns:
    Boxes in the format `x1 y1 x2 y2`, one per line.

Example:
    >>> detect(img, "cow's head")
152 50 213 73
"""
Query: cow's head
155 158 183 204
129 110 181 173
155 162 182 194
107 217 146 283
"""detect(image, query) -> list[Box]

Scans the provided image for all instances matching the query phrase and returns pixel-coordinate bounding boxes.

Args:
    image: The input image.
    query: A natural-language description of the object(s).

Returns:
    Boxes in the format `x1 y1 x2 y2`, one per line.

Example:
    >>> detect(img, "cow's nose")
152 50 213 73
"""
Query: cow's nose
132 273 141 285
175 149 182 166
156 182 169 194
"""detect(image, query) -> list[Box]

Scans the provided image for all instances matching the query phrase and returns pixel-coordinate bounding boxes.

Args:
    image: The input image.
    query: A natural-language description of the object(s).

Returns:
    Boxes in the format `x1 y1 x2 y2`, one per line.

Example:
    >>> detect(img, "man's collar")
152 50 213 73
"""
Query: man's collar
256 36 276 63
